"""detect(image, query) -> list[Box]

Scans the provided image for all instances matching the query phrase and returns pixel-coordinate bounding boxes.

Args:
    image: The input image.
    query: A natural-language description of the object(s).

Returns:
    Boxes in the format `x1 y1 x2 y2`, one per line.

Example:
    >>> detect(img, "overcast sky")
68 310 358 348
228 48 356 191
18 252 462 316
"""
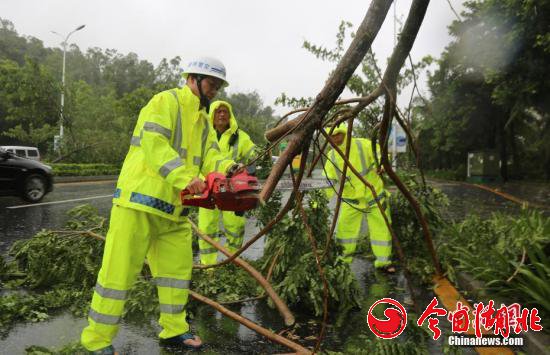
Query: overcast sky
0 0 465 115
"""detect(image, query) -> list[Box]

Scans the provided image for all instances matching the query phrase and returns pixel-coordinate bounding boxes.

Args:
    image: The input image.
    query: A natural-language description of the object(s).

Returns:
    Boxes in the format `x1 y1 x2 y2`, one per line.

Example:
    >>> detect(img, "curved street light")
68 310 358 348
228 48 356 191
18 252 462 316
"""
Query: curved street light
51 24 86 152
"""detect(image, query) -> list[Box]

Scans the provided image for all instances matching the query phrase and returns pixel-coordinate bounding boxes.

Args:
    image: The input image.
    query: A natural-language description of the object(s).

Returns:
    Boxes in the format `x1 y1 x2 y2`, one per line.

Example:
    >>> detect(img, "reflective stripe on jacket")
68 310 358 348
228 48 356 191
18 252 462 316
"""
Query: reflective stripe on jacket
114 86 234 221
323 137 385 201
209 100 256 164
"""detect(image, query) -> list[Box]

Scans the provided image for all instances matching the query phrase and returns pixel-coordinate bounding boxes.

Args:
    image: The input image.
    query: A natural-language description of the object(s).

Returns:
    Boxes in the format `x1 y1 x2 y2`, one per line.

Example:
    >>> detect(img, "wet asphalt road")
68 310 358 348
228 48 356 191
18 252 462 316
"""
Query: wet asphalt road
0 180 116 255
0 179 266 259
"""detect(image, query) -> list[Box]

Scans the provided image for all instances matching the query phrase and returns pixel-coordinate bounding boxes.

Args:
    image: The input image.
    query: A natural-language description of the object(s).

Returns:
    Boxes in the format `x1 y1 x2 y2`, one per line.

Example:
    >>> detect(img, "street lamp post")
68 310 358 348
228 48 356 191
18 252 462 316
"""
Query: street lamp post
52 24 85 152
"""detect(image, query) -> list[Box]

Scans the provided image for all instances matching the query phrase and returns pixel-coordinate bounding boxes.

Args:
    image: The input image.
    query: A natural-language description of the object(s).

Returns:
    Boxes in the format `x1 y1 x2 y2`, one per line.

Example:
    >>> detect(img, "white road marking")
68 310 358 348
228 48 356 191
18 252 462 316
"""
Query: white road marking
6 195 113 209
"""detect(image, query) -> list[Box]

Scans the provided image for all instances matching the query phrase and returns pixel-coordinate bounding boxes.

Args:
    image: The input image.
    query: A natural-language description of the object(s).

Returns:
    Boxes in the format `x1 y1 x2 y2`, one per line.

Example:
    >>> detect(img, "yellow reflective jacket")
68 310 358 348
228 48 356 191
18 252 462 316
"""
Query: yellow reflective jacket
324 136 385 201
113 86 234 221
209 100 256 164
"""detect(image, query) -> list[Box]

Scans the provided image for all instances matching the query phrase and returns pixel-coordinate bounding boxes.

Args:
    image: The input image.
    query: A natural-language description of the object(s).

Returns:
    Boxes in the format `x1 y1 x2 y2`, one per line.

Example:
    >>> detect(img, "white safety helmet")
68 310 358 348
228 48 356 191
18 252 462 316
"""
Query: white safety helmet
182 56 228 87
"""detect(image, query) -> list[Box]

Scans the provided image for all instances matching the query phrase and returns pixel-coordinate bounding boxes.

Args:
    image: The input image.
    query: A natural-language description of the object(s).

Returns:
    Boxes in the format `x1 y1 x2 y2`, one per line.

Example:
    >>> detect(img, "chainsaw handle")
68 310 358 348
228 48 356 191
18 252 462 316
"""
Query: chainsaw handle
181 186 209 200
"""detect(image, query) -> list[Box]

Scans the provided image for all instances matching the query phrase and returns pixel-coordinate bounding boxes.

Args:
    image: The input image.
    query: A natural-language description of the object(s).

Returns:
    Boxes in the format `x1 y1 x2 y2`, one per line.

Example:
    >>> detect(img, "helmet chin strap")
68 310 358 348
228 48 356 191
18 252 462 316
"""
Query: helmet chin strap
195 75 211 113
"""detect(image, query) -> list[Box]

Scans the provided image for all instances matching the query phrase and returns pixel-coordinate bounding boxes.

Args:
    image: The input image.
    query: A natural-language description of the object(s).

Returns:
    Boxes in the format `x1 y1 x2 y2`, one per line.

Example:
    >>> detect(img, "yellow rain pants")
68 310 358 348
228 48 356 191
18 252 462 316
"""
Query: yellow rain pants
323 129 393 267
81 205 193 351
336 191 392 266
198 208 245 265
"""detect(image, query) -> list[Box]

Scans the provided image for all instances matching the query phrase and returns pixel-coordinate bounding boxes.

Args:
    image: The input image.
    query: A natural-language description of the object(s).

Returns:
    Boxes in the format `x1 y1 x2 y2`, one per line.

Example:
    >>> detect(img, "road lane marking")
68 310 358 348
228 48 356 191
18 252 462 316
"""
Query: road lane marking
6 195 113 209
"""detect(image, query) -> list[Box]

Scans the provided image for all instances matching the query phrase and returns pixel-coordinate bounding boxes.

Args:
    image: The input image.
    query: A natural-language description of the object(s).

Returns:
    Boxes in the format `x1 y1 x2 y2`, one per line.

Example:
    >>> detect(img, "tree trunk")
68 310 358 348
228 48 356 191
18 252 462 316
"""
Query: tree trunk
498 115 508 182
510 121 519 179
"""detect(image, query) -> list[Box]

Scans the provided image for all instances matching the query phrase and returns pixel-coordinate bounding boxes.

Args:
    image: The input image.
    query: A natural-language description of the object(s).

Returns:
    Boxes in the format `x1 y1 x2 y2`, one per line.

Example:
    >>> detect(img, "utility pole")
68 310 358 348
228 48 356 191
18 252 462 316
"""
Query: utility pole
51 24 85 152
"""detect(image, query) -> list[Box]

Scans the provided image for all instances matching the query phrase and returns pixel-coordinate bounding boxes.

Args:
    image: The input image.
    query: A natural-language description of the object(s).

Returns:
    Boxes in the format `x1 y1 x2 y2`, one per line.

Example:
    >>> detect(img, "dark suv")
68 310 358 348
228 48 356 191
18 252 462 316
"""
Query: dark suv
0 148 54 202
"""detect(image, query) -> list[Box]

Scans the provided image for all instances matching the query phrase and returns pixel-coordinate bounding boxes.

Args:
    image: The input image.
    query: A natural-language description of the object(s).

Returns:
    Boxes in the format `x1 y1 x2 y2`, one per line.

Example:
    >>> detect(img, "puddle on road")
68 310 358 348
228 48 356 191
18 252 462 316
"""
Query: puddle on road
0 313 166 355
0 181 115 255
0 313 87 354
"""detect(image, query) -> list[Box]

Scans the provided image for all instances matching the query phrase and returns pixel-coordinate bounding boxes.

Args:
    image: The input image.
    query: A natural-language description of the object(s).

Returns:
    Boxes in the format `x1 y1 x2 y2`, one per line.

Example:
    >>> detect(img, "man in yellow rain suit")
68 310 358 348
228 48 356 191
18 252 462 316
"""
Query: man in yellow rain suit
323 124 394 271
81 57 242 354
198 100 255 265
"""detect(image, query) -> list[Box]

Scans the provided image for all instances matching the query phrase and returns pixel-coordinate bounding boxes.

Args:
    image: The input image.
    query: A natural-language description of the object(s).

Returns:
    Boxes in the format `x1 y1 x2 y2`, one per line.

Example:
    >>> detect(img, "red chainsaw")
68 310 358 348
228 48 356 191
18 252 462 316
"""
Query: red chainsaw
180 170 260 212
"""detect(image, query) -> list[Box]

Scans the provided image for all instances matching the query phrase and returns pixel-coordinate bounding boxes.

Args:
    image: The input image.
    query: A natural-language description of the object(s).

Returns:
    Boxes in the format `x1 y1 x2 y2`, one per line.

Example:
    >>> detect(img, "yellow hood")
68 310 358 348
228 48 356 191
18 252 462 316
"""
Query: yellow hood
325 123 349 147
209 100 238 134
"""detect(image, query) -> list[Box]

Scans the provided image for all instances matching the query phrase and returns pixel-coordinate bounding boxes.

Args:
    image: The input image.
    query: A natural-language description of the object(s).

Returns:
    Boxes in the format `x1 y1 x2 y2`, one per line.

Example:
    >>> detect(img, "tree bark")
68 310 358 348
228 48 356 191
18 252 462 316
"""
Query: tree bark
498 115 509 182
510 121 518 179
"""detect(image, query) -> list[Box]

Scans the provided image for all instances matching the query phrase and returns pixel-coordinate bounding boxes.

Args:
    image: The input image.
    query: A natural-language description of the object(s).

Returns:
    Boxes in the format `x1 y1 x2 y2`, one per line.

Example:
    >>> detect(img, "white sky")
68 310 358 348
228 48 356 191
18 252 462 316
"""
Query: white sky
0 0 465 115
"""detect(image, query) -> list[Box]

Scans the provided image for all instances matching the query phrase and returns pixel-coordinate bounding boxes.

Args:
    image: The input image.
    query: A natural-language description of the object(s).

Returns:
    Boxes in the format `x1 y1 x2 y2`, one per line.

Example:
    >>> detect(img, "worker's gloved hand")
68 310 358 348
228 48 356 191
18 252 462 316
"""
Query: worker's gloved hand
226 163 246 178
184 177 206 195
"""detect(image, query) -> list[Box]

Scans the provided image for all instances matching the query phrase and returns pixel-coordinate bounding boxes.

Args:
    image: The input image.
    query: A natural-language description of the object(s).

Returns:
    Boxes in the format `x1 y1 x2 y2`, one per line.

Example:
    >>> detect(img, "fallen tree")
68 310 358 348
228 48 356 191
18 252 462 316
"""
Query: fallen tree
2 1 448 352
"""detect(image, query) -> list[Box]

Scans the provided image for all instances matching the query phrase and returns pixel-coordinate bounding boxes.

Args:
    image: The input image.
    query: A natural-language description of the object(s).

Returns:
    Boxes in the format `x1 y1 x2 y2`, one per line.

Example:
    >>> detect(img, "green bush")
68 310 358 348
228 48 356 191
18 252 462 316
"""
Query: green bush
440 210 550 319
389 173 550 319
424 166 466 181
49 163 120 176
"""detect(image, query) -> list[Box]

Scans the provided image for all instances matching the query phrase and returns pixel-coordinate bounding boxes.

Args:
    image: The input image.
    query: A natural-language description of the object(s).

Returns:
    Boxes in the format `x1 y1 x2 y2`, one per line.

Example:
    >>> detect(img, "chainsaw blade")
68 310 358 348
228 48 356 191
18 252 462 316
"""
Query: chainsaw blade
266 178 333 191
231 192 260 199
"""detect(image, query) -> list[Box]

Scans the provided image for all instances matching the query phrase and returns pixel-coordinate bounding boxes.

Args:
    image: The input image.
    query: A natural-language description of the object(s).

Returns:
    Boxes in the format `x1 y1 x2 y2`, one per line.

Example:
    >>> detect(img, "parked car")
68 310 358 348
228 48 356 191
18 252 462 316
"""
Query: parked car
0 147 54 202
0 146 41 161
